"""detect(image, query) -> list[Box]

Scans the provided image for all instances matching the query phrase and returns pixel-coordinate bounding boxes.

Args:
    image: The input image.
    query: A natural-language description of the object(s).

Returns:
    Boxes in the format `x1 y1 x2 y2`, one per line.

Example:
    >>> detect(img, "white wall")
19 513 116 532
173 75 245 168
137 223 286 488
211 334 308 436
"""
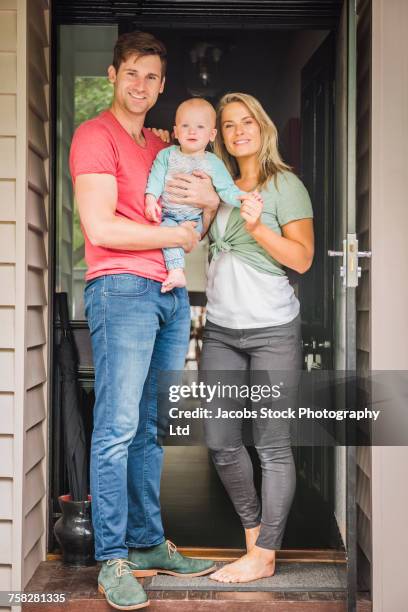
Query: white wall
371 1 408 610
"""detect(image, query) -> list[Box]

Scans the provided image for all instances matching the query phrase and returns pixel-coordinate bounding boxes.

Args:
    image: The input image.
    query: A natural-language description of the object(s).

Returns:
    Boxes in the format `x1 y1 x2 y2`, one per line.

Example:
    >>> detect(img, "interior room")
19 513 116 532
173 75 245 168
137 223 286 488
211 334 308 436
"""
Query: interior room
54 22 342 554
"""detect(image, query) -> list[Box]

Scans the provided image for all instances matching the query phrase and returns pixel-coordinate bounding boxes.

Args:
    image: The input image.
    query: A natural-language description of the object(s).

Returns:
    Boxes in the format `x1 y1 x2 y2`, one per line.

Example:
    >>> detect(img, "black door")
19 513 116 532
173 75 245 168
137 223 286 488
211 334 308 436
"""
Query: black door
289 34 340 549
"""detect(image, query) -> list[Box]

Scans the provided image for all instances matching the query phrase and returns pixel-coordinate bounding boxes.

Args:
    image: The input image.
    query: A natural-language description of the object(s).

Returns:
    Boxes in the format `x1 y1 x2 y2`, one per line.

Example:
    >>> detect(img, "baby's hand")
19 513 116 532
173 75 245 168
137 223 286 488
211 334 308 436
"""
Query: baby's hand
145 194 162 223
251 190 263 204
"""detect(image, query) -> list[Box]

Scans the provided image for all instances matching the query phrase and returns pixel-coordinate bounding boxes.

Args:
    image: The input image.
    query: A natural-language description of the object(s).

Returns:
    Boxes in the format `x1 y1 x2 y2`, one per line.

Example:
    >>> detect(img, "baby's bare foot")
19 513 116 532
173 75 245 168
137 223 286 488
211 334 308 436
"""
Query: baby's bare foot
161 268 187 293
210 546 275 583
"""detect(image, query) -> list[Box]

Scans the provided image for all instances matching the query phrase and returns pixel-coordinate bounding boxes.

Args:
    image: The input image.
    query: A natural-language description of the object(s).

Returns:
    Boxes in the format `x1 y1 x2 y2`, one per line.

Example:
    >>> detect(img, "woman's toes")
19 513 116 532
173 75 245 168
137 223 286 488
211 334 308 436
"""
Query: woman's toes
219 574 231 582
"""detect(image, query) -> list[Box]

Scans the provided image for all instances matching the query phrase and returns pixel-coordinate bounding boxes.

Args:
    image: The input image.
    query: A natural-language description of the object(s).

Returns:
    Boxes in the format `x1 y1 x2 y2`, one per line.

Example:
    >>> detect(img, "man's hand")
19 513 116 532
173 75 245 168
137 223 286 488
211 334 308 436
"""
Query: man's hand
145 194 162 223
239 191 264 233
165 170 220 210
177 221 200 253
147 127 171 143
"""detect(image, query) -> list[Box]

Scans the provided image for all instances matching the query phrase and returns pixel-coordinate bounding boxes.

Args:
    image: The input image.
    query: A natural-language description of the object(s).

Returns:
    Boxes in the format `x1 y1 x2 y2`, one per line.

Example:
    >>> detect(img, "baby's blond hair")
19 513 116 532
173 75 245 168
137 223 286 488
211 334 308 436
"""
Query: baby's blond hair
175 98 216 126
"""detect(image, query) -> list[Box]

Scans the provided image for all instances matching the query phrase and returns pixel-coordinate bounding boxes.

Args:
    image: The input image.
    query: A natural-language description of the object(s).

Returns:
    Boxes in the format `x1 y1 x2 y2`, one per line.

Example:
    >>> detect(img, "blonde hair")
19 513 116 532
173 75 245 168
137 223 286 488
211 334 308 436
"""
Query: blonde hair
213 92 291 189
175 97 216 126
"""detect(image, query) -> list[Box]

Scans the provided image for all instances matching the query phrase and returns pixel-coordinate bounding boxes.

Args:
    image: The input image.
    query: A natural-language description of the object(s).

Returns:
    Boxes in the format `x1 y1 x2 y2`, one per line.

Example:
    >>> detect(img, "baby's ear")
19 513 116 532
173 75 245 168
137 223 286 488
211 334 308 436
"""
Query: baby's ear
173 125 179 140
209 128 217 143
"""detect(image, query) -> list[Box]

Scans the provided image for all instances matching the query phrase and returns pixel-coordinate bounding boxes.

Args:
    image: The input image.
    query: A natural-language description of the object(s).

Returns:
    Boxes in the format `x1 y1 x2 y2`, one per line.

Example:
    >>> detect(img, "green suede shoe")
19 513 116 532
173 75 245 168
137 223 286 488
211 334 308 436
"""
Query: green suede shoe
129 540 216 578
98 558 150 610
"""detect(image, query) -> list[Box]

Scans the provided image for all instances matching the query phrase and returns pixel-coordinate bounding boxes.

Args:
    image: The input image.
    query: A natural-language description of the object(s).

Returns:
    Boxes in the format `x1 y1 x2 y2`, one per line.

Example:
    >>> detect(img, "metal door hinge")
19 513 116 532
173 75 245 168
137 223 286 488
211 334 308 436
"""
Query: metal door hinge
328 234 371 287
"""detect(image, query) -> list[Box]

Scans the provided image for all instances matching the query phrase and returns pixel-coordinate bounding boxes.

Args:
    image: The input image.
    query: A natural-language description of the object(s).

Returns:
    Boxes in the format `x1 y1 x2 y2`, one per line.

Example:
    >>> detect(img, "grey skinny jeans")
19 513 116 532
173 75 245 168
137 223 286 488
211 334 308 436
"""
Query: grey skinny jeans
200 315 302 550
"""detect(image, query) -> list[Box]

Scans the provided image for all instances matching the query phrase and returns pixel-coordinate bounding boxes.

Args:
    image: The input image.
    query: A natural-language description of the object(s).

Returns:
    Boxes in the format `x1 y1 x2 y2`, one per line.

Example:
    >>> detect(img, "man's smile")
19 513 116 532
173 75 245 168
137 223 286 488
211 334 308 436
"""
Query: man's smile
128 92 146 100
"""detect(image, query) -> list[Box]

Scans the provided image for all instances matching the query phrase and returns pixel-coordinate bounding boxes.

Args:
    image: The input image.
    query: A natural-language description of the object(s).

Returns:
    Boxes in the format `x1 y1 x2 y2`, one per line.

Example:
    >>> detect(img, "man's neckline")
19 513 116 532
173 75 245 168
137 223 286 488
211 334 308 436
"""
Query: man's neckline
106 109 149 150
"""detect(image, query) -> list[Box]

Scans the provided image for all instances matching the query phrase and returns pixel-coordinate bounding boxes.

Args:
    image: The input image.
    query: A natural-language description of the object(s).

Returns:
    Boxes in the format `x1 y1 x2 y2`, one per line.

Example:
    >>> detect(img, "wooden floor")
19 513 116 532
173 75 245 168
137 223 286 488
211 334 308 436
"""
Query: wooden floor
22 560 372 612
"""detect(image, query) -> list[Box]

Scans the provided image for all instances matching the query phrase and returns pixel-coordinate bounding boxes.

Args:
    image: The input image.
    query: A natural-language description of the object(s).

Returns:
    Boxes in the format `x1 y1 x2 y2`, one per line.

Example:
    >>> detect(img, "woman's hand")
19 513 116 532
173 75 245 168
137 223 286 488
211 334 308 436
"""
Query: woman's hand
239 191 264 233
147 127 171 143
165 171 220 211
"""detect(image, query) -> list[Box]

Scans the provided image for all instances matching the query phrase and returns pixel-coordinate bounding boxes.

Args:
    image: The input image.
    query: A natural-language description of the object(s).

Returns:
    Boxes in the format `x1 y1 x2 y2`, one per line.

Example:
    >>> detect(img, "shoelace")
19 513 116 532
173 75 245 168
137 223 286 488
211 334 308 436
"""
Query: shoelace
167 540 178 558
107 558 139 578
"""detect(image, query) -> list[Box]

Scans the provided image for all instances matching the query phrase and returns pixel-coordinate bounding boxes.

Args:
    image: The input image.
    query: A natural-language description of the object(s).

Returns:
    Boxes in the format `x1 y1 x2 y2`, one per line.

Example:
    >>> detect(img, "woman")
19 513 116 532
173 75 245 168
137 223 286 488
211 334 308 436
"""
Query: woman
200 93 314 583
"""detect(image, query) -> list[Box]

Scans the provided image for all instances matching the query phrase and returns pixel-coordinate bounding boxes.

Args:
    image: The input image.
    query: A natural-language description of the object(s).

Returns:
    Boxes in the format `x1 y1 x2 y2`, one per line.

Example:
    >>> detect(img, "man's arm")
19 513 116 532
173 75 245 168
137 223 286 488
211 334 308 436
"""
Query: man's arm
75 173 199 252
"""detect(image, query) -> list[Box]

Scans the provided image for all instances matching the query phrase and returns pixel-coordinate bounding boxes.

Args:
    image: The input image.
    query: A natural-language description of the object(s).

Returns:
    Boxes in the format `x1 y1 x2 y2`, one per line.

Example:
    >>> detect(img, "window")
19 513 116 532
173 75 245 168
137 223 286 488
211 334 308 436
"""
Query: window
55 25 118 319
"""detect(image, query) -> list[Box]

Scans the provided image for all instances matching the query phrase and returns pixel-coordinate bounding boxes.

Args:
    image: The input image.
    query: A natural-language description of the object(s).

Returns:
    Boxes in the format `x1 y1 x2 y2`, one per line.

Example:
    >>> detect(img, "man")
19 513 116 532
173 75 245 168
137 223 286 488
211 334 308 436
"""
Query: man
70 31 218 610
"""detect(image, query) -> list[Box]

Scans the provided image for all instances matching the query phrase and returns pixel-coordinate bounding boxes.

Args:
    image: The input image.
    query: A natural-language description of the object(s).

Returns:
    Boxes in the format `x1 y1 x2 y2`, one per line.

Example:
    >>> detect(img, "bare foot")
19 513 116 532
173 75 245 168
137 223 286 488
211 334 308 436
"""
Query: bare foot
245 525 261 552
161 268 187 293
210 546 275 583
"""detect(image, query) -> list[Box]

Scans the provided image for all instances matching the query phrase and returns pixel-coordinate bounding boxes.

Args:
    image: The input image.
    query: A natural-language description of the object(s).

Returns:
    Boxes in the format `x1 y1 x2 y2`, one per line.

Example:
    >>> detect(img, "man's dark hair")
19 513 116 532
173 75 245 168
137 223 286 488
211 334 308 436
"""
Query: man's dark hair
112 31 167 77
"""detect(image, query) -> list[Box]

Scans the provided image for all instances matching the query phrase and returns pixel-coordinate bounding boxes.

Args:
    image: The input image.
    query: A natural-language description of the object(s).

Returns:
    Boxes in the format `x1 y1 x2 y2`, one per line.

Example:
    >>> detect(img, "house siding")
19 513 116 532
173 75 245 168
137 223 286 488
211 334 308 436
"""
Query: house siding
356 0 372 591
0 0 18 593
0 0 49 597
24 0 50 588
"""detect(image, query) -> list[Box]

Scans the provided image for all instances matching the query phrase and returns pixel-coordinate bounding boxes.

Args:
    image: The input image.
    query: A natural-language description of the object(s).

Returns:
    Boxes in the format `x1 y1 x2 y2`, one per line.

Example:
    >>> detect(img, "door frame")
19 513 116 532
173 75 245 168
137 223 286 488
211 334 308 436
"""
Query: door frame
48 1 357 606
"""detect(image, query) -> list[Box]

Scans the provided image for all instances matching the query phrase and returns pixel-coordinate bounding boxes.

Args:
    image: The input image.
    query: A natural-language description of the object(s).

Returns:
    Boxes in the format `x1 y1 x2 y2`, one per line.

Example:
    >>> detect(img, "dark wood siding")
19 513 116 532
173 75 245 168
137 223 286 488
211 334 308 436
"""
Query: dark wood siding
356 0 372 592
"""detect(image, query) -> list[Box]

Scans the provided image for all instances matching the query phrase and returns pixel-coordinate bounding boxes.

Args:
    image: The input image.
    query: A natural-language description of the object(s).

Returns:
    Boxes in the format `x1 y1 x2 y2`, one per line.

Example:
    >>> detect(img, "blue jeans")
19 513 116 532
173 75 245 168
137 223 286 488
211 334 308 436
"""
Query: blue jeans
84 274 191 560
161 210 203 270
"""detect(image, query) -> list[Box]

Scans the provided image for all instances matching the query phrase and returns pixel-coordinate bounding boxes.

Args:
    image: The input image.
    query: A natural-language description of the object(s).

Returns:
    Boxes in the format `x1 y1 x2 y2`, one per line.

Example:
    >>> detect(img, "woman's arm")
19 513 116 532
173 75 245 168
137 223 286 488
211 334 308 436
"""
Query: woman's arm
202 206 218 236
240 194 314 274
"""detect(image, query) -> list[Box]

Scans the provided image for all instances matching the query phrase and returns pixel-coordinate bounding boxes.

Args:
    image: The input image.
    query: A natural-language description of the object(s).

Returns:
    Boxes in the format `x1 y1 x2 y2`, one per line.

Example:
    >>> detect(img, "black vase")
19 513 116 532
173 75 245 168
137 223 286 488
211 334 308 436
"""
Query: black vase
54 494 96 566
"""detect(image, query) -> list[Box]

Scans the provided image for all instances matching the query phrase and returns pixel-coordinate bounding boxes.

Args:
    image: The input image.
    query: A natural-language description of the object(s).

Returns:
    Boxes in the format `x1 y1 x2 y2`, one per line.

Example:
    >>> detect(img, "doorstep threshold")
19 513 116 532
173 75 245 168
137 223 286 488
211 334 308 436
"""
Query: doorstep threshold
47 547 346 564
145 561 346 592
24 560 372 612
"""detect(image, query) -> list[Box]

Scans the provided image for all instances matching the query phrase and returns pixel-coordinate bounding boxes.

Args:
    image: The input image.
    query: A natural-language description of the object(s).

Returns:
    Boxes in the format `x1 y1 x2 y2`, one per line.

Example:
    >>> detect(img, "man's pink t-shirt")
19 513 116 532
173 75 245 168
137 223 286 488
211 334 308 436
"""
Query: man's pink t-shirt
69 110 167 282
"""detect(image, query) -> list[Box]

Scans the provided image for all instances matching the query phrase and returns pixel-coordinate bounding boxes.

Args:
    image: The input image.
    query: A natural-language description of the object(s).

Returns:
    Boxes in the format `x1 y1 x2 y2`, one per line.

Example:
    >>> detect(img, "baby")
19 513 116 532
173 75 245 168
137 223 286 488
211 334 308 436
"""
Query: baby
145 97 243 292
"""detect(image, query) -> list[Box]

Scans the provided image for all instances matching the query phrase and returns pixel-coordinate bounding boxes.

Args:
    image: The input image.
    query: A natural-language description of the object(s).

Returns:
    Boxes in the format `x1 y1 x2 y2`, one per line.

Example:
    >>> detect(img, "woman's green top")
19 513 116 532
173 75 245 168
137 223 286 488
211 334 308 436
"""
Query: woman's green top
209 171 313 276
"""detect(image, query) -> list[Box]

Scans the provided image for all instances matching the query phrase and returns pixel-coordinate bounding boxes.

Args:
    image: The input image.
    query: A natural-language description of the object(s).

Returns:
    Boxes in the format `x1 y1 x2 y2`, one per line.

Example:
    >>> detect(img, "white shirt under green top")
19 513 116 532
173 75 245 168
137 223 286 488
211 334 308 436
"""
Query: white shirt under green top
206 171 313 329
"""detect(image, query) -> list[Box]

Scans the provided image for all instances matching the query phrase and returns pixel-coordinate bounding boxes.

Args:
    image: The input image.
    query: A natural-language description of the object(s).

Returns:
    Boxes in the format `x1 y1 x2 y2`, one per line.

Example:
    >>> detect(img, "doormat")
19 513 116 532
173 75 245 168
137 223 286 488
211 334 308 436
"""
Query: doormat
144 562 347 592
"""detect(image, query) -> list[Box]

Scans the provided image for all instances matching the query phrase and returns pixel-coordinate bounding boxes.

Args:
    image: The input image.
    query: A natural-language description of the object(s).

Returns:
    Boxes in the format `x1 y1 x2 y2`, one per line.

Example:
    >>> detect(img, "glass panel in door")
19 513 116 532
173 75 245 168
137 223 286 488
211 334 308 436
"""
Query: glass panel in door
55 25 118 320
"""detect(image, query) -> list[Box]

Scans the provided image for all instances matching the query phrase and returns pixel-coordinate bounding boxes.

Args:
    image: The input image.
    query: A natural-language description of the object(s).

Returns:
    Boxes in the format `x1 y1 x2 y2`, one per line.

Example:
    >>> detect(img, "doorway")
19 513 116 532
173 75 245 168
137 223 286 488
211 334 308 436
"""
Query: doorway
51 5 348 558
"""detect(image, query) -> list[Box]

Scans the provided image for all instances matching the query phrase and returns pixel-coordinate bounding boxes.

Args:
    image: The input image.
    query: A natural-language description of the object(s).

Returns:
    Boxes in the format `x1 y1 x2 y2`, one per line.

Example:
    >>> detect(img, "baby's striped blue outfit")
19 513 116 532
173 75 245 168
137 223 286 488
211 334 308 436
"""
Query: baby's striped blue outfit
146 145 242 270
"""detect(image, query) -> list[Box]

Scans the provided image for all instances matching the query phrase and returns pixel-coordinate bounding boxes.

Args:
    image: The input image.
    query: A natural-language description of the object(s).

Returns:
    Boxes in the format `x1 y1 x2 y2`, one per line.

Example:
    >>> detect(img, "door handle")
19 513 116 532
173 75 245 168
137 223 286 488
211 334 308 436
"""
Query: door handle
328 249 372 258
328 235 371 287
